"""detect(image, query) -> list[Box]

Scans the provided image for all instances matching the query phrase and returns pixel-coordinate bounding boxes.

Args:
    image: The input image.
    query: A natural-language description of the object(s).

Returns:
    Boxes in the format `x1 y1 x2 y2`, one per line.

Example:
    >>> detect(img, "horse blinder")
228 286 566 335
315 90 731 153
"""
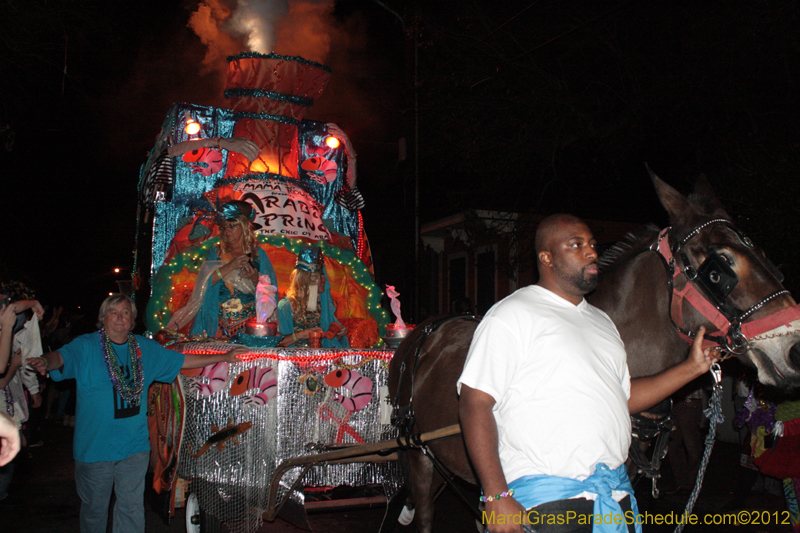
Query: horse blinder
658 221 792 353
695 251 739 306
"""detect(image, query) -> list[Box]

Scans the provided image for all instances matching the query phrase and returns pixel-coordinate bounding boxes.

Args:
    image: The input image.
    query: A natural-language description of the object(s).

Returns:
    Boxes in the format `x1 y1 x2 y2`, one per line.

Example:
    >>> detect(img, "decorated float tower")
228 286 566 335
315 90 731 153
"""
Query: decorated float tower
136 54 400 532
136 53 387 346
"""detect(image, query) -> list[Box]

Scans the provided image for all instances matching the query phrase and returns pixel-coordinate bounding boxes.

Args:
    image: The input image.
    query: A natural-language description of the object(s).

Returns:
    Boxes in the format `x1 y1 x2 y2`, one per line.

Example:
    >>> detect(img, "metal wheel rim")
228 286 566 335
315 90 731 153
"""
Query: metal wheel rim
185 493 200 533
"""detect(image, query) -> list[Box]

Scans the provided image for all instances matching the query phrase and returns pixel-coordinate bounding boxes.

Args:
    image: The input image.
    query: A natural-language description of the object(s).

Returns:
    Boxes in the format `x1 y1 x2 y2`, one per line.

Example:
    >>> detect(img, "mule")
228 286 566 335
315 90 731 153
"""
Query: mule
387 173 800 533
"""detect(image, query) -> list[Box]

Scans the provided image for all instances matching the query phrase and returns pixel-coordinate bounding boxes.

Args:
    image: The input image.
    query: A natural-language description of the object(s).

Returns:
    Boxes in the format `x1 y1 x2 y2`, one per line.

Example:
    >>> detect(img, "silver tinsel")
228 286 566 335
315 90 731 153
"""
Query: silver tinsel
176 343 401 533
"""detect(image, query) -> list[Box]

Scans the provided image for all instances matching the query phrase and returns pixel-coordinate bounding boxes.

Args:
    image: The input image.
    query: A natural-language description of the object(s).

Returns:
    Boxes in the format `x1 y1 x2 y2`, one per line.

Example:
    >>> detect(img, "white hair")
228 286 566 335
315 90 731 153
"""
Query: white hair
96 293 137 329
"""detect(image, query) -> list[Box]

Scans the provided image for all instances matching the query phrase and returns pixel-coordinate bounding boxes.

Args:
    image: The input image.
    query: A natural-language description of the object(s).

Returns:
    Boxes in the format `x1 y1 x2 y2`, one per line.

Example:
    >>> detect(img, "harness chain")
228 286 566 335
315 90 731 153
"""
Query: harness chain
751 329 800 341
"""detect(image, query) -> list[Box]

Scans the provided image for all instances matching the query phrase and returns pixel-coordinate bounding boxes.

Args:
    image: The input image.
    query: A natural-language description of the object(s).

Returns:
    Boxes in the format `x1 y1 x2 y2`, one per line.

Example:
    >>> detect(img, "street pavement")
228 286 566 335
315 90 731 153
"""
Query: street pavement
1 420 791 533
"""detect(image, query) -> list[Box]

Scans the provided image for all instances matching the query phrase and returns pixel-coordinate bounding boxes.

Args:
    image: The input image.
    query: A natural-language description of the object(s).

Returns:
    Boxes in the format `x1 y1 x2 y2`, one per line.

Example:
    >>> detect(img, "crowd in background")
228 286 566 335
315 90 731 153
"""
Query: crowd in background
0 280 94 505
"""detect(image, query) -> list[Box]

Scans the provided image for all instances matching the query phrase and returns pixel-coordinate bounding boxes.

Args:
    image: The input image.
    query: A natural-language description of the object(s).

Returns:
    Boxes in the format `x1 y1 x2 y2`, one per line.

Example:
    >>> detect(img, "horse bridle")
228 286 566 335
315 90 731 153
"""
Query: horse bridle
651 218 800 354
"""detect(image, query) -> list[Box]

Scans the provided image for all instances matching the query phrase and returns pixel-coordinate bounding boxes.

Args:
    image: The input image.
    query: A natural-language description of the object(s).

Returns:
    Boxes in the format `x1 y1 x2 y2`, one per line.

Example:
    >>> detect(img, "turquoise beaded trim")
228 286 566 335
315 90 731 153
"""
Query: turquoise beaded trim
233 111 301 127
235 333 281 348
224 88 314 107
227 52 332 73
214 173 309 192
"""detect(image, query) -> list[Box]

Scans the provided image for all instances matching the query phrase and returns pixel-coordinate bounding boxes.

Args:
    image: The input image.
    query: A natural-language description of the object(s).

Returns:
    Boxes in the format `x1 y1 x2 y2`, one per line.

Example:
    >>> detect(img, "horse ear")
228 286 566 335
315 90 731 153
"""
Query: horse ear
646 164 691 227
692 175 730 218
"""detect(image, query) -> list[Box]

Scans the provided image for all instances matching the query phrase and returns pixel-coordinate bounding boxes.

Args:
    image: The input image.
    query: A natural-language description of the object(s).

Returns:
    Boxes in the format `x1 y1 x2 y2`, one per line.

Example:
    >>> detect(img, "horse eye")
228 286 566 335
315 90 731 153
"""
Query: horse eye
720 253 733 266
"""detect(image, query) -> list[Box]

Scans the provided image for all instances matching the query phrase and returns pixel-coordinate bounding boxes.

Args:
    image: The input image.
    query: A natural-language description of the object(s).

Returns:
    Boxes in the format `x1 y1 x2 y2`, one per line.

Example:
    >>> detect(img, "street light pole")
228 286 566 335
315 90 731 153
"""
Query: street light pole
373 1 421 322
413 32 420 323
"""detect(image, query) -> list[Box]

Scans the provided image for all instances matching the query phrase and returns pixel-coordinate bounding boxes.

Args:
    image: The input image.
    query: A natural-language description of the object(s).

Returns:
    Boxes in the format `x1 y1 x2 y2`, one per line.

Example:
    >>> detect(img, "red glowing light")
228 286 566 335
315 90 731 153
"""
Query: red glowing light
325 136 340 149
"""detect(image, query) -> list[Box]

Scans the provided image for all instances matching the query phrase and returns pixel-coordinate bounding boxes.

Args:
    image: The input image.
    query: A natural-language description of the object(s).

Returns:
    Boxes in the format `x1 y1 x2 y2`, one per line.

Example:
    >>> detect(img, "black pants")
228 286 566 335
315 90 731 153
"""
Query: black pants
523 496 635 533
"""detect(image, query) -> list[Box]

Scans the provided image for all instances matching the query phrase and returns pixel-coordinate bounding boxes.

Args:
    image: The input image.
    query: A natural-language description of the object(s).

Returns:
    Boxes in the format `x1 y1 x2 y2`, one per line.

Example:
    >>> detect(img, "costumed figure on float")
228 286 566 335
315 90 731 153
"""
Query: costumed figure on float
167 200 277 338
277 246 348 348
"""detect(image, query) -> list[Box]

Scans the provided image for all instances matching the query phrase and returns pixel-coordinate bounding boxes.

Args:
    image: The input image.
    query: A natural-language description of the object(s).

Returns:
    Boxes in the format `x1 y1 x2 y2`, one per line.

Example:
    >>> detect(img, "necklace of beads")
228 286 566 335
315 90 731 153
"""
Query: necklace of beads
3 386 13 417
99 328 144 406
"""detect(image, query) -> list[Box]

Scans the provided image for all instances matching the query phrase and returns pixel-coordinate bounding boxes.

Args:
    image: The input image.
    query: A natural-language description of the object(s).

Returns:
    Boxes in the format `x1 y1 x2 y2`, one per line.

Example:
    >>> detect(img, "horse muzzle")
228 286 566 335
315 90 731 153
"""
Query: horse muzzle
745 333 800 388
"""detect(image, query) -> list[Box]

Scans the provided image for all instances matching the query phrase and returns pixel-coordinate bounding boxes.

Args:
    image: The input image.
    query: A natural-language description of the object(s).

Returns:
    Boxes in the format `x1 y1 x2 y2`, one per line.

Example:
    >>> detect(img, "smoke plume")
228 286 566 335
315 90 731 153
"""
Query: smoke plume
272 2 333 64
187 0 244 73
189 0 335 70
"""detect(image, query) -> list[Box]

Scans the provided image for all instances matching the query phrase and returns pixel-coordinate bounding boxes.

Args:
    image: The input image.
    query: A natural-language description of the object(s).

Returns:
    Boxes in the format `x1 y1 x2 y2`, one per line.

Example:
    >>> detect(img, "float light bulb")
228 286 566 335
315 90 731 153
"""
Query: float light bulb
185 121 201 135
325 136 340 149
184 111 201 135
114 268 121 274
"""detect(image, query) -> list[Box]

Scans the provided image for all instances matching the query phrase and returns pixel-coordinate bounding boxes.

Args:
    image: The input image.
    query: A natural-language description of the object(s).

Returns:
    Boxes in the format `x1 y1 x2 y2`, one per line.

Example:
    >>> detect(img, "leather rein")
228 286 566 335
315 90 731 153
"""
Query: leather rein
651 218 800 354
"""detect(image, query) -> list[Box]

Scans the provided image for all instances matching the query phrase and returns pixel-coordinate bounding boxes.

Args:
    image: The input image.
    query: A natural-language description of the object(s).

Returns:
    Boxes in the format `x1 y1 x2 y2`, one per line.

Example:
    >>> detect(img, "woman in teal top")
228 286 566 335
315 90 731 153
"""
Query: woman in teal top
277 246 348 348
168 201 277 338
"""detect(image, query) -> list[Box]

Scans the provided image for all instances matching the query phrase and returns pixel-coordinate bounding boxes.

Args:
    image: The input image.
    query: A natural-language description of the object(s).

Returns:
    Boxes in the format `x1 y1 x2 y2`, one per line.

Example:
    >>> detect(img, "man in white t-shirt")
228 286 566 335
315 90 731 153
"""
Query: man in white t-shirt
458 214 717 533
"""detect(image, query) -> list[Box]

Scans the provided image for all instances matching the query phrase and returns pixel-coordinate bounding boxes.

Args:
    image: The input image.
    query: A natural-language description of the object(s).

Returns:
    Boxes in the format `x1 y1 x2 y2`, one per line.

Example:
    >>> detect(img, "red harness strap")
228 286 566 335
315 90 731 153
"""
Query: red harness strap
655 227 800 347
741 305 800 338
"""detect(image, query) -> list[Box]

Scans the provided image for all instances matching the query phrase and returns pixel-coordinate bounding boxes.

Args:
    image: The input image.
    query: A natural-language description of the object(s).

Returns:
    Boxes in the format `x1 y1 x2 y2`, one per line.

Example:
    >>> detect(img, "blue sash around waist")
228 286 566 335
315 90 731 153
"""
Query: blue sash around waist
507 463 641 533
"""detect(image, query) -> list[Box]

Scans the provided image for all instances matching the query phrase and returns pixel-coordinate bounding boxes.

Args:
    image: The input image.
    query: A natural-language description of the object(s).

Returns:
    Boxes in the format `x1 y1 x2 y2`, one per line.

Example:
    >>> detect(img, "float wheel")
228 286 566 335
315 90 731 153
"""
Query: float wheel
185 493 200 533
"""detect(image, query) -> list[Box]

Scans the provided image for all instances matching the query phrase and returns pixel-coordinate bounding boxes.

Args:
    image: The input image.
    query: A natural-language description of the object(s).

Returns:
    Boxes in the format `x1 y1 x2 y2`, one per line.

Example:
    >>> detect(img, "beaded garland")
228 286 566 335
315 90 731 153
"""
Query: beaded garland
3 386 13 417
146 234 391 338
99 329 145 406
178 344 393 364
479 489 514 503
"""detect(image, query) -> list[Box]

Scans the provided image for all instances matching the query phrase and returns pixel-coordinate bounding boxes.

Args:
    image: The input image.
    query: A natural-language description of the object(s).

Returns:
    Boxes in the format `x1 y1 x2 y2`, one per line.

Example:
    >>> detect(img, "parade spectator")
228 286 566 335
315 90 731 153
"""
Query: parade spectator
28 293 246 533
2 310 44 450
43 311 79 424
13 307 44 411
0 412 19 467
458 214 719 533
0 304 16 370
40 305 64 350
0 291 45 503
0 313 42 500
0 348 23 502
277 246 348 348
167 201 277 338
0 298 44 369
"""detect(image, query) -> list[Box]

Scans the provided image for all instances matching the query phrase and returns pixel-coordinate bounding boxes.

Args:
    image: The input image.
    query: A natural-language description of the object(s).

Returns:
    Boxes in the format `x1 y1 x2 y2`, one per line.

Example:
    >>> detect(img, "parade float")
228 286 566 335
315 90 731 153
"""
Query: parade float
135 53 408 533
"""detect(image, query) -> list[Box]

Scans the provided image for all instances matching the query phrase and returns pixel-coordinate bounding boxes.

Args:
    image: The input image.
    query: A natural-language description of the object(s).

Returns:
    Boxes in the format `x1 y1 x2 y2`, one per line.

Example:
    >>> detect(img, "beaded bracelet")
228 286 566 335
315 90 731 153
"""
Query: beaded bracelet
292 332 298 342
215 268 223 280
479 489 514 503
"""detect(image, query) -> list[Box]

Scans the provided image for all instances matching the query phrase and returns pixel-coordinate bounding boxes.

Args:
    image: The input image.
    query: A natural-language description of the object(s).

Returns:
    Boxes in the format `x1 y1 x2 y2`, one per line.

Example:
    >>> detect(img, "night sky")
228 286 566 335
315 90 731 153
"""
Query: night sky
2 0 800 319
